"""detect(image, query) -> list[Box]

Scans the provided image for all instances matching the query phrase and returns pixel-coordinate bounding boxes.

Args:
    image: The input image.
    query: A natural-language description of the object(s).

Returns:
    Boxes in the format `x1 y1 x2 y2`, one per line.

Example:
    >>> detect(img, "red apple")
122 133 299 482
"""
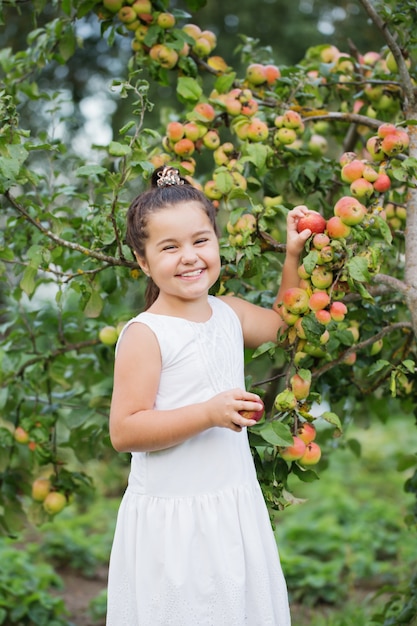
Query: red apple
333 196 366 226
290 370 312 400
280 436 306 461
330 301 348 322
297 422 316 444
341 159 364 183
298 441 321 466
296 210 327 234
239 399 264 422
308 291 330 311
373 173 391 193
326 216 351 239
312 233 330 250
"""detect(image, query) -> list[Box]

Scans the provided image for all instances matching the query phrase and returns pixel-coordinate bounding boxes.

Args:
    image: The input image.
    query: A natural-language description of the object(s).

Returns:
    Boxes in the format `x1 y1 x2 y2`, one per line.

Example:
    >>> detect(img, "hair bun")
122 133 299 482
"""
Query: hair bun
152 166 185 188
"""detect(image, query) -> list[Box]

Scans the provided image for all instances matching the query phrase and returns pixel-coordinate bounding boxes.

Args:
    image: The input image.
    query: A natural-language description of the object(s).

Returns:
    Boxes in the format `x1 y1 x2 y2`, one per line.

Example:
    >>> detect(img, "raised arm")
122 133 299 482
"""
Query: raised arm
109 322 265 452
221 206 312 348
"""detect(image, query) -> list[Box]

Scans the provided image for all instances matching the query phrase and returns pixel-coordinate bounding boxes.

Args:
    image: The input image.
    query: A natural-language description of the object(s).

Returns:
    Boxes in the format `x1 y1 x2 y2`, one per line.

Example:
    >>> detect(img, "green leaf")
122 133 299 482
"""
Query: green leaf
214 170 234 194
176 76 202 103
19 267 37 296
303 249 319 274
374 215 392 244
321 411 343 436
402 359 415 373
244 144 270 169
76 165 107 177
292 463 319 482
84 290 104 318
258 422 293 447
108 142 131 157
252 341 276 358
346 256 371 282
368 359 390 376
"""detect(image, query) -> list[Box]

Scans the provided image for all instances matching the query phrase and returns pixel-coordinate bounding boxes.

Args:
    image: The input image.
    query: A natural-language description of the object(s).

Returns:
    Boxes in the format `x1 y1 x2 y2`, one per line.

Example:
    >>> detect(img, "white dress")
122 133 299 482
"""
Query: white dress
106 296 291 626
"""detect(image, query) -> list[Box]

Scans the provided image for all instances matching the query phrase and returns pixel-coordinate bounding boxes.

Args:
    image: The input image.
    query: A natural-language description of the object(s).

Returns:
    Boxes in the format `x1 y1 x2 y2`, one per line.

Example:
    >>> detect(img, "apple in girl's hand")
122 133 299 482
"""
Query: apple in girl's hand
239 399 264 422
296 210 327 234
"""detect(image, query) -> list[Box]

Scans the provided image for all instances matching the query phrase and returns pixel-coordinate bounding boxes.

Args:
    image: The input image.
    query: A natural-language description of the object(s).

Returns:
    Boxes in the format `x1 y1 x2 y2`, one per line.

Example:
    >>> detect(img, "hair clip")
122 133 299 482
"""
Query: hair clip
156 166 184 188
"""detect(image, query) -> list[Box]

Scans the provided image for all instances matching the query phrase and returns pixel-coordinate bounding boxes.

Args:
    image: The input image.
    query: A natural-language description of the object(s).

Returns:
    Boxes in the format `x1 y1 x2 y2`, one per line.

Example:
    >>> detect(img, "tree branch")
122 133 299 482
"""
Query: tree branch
4 190 139 270
373 272 409 295
358 0 415 108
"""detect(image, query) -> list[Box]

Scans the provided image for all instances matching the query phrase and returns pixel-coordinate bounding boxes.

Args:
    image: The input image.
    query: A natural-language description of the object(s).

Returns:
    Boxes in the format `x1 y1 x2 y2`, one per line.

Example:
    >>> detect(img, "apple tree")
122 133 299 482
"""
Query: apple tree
0 0 416 604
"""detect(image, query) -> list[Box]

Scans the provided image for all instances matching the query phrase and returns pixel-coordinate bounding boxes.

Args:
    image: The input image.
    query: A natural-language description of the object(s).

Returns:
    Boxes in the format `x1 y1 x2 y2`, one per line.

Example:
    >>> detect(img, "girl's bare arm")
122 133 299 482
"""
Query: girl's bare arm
109 323 264 452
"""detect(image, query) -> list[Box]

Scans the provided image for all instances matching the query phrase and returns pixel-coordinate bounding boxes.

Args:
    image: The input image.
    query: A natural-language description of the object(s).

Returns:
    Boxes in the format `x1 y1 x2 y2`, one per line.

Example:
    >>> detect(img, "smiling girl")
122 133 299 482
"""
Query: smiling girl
106 166 311 625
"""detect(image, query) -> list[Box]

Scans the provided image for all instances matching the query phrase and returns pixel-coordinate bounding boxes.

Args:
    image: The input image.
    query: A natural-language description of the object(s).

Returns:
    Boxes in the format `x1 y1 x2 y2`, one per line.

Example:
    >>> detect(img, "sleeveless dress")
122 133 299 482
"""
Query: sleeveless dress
106 296 291 626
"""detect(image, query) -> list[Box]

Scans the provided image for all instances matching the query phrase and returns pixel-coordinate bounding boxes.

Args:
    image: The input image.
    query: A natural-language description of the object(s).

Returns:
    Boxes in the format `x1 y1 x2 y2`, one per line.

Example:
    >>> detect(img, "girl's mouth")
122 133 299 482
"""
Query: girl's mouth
179 269 204 278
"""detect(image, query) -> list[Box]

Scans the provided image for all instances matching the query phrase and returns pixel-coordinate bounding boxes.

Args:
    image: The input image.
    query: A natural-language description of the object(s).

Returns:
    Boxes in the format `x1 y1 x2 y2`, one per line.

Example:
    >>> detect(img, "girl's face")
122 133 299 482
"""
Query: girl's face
137 201 221 306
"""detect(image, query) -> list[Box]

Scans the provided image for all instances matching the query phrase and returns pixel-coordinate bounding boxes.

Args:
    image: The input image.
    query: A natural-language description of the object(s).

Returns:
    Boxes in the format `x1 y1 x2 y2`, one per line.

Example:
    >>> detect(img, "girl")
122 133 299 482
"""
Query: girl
106 166 311 625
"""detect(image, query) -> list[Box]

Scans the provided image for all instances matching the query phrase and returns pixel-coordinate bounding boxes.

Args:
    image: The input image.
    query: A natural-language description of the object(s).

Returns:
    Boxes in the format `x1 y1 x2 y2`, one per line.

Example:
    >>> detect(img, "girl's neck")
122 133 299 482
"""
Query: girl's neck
147 294 213 323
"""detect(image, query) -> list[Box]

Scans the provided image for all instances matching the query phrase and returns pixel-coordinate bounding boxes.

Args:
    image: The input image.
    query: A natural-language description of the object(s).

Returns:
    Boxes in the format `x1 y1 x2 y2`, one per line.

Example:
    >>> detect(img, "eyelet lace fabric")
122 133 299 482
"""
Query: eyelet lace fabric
106 297 291 625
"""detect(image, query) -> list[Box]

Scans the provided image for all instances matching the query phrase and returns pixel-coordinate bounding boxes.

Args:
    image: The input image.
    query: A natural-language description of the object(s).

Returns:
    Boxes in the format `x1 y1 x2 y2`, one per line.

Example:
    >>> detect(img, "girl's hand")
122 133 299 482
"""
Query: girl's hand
286 205 313 258
205 388 264 432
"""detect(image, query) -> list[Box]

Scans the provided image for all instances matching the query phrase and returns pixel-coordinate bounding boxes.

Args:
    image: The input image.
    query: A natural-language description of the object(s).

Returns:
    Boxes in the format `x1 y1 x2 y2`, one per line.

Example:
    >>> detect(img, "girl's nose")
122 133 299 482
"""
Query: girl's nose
181 248 198 264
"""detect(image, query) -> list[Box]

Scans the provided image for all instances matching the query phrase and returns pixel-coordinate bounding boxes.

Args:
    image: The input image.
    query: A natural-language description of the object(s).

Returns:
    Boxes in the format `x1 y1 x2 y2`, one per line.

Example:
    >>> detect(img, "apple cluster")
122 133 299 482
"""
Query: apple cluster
31 477 67 516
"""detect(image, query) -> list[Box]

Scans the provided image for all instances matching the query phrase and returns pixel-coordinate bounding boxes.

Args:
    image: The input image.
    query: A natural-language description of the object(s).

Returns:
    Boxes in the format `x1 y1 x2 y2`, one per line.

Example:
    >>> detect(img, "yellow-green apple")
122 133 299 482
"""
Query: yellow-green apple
231 171 247 190
182 23 201 40
32 477 52 502
333 196 366 225
308 291 330 311
239 398 264 421
290 369 312 400
224 96 242 116
199 29 216 49
246 63 267 85
373 173 391 193
149 44 178 69
283 287 310 315
274 389 297 412
330 301 347 322
277 305 300 326
282 110 304 132
118 6 137 22
14 426 29 444
202 129 220 150
193 36 212 57
235 213 257 233
134 24 148 41
339 151 357 166
297 422 316 444
298 441 321 466
99 325 119 346
203 180 222 200
43 491 67 516
317 245 334 265
308 133 328 156
320 44 340 63
326 216 351 239
311 266 333 289
365 135 385 161
297 263 311 279
370 338 383 355
343 352 357 365
157 12 175 28
295 317 307 339
274 127 297 145
247 118 269 142
132 0 152 14
296 210 327 234
350 177 374 200
183 122 201 142
103 0 123 12
280 436 306 461
362 164 379 182
341 159 364 183
320 329 330 344
274 114 284 128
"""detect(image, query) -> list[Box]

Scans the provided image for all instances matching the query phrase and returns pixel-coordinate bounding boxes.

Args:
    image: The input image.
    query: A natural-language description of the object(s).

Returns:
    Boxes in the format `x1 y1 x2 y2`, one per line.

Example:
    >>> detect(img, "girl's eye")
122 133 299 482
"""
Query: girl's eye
195 238 208 245
162 245 176 251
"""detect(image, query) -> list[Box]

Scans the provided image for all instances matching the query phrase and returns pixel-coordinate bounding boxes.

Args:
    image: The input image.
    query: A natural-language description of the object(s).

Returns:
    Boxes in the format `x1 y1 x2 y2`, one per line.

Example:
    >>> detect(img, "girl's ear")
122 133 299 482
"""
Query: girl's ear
134 251 150 277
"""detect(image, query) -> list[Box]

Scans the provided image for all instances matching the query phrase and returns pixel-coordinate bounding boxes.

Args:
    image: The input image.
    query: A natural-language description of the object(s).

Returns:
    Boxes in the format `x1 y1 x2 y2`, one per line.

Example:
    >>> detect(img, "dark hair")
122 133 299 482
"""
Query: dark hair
126 166 219 309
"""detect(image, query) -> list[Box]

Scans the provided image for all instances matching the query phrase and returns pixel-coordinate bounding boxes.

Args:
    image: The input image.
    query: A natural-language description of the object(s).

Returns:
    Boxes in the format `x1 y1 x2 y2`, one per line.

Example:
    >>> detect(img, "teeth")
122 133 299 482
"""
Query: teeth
181 269 202 277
